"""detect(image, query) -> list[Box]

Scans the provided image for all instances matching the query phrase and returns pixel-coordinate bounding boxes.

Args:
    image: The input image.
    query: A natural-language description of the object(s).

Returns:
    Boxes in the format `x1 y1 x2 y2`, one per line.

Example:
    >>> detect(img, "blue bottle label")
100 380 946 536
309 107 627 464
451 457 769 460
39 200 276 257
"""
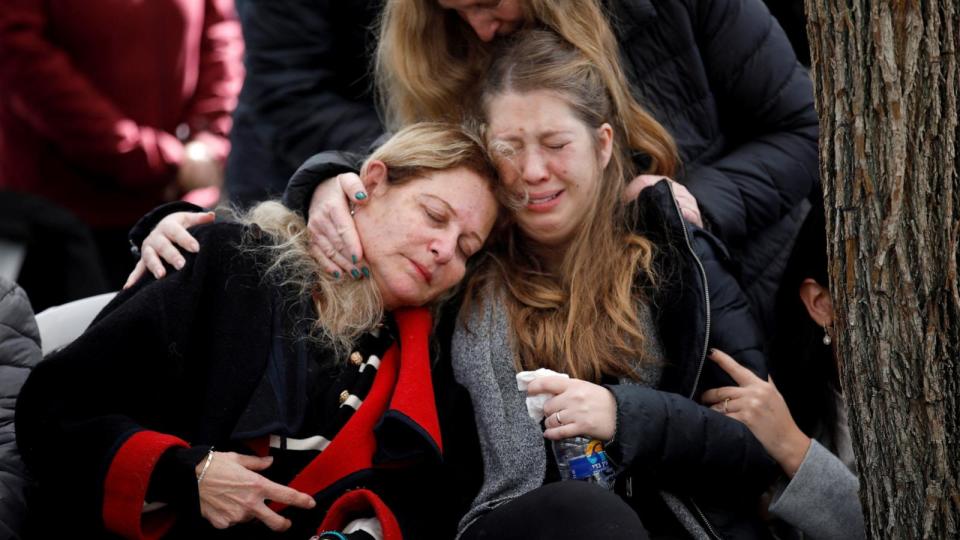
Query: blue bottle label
566 439 610 480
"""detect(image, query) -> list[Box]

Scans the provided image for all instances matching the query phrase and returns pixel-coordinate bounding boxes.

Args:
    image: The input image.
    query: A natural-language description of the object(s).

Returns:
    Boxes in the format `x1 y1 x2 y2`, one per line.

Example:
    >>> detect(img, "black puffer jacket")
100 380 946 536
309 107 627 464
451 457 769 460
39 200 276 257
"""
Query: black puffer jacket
608 181 778 539
608 0 819 326
225 0 382 205
0 278 41 540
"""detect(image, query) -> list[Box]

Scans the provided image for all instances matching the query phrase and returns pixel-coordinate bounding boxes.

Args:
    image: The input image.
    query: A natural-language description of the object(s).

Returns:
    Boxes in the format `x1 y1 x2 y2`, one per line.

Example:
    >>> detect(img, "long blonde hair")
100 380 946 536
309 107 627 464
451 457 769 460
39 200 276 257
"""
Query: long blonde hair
242 122 502 354
374 0 678 174
466 30 676 382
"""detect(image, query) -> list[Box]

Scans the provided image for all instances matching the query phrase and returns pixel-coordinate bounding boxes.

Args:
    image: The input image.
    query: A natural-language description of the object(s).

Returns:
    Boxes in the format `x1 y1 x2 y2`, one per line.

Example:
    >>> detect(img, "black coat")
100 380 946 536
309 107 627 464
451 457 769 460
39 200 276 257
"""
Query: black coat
608 0 819 329
224 0 382 206
606 180 778 539
16 223 481 539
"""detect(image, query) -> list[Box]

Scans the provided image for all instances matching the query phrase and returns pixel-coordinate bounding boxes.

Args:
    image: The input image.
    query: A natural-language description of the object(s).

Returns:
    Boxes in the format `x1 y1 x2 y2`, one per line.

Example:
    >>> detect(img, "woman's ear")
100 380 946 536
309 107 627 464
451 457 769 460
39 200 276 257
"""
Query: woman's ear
798 278 835 327
361 159 390 196
596 123 614 169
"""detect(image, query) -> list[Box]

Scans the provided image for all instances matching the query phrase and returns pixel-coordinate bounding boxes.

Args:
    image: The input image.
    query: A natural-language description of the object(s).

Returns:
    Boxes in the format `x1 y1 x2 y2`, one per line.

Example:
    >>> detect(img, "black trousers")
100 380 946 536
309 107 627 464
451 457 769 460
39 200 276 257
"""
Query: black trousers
461 481 651 540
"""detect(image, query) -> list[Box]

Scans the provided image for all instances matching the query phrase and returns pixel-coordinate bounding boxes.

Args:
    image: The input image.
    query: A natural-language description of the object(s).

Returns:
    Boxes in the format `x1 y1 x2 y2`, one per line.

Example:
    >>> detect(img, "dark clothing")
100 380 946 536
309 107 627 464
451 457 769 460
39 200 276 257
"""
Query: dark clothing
462 482 651 540
16 223 481 539
0 278 41 540
608 0 819 323
225 0 382 206
0 192 110 312
621 183 778 540
91 227 139 290
762 0 811 66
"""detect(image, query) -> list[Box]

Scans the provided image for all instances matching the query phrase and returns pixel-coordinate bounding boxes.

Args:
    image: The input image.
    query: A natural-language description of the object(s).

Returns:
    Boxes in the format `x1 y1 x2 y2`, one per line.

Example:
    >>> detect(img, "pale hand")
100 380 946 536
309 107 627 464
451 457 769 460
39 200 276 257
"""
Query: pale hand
197 452 315 531
527 376 618 442
700 349 811 477
123 211 215 288
305 172 367 278
623 174 703 228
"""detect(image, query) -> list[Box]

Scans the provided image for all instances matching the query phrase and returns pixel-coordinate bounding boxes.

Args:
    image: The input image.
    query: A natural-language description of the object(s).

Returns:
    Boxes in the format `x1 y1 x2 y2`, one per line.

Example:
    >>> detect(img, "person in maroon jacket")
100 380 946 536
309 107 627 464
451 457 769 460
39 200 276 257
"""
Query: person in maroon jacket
0 0 243 286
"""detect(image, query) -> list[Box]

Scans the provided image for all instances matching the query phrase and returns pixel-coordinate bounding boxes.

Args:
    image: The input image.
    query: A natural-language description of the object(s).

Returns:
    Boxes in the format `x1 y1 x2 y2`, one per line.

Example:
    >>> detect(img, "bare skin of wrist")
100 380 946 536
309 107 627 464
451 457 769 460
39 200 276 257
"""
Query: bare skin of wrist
774 427 812 478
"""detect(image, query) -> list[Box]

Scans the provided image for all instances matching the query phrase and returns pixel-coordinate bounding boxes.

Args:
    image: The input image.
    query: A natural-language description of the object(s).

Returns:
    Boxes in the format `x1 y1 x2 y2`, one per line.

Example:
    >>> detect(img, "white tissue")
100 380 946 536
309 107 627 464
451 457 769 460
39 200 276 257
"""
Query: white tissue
516 368 569 423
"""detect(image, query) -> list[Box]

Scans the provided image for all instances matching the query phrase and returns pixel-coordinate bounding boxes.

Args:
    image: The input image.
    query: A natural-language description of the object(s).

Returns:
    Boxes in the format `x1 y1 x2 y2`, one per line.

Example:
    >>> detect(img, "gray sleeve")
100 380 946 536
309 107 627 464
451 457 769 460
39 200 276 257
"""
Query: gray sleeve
451 295 546 537
0 279 42 539
768 439 865 540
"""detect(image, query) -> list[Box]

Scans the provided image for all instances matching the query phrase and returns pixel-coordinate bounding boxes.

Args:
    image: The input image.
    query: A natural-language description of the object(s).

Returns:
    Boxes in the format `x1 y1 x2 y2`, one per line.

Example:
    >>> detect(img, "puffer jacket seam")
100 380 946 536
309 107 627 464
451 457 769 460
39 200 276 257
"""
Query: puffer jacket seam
717 16 776 97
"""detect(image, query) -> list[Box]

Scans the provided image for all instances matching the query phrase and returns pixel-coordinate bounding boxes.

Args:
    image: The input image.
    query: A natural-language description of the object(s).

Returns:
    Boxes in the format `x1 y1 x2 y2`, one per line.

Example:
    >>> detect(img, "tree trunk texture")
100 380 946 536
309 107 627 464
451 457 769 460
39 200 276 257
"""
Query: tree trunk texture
804 1 960 537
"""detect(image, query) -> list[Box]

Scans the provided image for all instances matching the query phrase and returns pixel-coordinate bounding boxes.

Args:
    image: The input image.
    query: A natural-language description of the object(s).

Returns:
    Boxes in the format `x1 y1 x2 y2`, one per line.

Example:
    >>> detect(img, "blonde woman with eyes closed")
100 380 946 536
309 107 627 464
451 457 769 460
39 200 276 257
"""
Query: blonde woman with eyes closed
16 124 503 540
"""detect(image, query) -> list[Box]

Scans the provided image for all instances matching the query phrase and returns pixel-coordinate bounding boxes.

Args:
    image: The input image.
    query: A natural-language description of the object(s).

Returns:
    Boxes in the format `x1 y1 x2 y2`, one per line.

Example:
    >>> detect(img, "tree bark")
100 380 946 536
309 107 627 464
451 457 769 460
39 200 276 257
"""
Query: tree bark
804 1 960 537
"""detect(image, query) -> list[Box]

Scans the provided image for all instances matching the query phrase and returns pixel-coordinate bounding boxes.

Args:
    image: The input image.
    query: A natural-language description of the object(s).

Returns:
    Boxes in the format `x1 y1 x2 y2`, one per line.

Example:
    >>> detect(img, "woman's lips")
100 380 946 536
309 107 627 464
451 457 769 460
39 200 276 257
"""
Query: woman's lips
525 189 564 212
409 258 433 284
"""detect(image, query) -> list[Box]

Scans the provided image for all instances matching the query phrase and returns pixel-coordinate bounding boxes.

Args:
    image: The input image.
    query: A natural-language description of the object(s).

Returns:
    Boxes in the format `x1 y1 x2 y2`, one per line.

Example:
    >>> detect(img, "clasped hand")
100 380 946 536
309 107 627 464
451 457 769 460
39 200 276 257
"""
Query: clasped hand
527 376 618 442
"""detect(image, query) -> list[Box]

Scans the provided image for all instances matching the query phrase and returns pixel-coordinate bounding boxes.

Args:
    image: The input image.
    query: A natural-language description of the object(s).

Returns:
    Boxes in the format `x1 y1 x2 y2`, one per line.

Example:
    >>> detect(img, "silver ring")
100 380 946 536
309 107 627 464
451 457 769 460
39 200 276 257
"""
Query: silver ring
555 411 563 425
722 398 730 414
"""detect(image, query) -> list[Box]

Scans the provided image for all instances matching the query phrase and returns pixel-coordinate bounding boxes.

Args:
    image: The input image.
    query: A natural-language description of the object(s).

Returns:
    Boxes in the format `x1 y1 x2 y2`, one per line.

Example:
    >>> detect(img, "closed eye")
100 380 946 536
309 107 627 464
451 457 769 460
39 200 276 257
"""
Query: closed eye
425 207 447 224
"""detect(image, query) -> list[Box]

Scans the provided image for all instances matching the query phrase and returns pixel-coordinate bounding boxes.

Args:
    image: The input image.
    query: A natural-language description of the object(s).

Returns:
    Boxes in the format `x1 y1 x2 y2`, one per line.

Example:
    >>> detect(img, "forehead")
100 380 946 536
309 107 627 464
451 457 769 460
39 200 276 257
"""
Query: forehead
401 167 497 221
487 91 583 136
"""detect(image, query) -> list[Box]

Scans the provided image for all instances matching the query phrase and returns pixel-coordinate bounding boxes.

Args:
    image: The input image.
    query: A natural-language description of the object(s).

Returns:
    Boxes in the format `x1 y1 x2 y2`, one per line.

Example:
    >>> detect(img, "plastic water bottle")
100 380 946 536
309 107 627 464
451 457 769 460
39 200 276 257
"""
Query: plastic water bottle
552 436 616 489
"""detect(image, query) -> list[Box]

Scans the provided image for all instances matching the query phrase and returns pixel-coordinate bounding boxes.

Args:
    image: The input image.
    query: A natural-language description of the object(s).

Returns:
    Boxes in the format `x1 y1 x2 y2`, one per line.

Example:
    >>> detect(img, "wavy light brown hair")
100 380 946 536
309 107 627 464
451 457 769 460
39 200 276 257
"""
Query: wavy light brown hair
374 0 678 175
241 122 502 354
465 30 677 382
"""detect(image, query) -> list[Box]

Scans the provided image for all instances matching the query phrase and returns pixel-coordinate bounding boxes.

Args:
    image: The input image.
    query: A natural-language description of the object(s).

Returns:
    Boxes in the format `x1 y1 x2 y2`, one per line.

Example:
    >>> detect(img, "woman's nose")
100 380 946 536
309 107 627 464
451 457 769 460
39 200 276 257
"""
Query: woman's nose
520 149 549 184
430 232 457 264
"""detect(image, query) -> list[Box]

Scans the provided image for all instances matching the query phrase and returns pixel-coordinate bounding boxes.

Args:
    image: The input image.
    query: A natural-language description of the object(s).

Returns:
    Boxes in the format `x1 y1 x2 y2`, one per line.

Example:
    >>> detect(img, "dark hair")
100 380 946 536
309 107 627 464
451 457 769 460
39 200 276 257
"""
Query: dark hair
769 192 840 443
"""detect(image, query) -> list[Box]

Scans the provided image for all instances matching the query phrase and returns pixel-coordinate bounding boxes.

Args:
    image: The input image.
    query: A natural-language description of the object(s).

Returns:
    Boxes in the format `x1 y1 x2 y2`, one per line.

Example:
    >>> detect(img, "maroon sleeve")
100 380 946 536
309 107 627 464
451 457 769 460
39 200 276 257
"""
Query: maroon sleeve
183 0 244 164
0 0 184 187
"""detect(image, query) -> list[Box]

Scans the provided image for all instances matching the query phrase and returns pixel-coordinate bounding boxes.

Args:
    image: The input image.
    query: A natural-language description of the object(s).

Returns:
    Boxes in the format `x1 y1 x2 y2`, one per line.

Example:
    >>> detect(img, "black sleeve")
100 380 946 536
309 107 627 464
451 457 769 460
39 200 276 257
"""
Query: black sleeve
681 0 819 245
237 0 383 170
144 445 212 512
605 385 778 498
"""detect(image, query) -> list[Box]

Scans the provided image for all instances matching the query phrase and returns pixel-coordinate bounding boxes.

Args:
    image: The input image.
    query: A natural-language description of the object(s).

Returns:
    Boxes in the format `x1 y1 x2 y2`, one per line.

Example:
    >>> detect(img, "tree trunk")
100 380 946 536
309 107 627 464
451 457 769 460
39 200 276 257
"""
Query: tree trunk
804 1 960 537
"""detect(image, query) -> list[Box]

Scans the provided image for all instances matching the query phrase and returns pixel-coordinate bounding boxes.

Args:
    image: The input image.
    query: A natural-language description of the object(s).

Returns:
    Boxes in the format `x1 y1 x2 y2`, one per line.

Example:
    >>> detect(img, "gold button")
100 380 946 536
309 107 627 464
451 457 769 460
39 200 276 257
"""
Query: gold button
339 390 350 405
350 352 363 365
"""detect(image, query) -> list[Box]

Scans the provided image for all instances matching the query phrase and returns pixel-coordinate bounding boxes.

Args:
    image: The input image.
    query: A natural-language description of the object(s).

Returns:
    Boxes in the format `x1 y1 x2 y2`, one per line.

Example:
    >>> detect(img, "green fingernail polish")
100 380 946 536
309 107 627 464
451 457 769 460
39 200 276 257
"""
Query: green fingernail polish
362 267 370 278
355 192 367 200
332 271 341 279
351 269 361 279
352 254 358 264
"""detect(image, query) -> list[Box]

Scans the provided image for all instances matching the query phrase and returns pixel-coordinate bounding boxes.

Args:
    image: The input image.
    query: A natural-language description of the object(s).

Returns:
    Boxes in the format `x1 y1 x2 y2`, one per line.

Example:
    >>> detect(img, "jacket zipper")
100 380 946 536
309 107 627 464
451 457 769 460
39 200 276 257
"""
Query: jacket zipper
690 497 723 540
662 181 712 400
664 181 721 540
